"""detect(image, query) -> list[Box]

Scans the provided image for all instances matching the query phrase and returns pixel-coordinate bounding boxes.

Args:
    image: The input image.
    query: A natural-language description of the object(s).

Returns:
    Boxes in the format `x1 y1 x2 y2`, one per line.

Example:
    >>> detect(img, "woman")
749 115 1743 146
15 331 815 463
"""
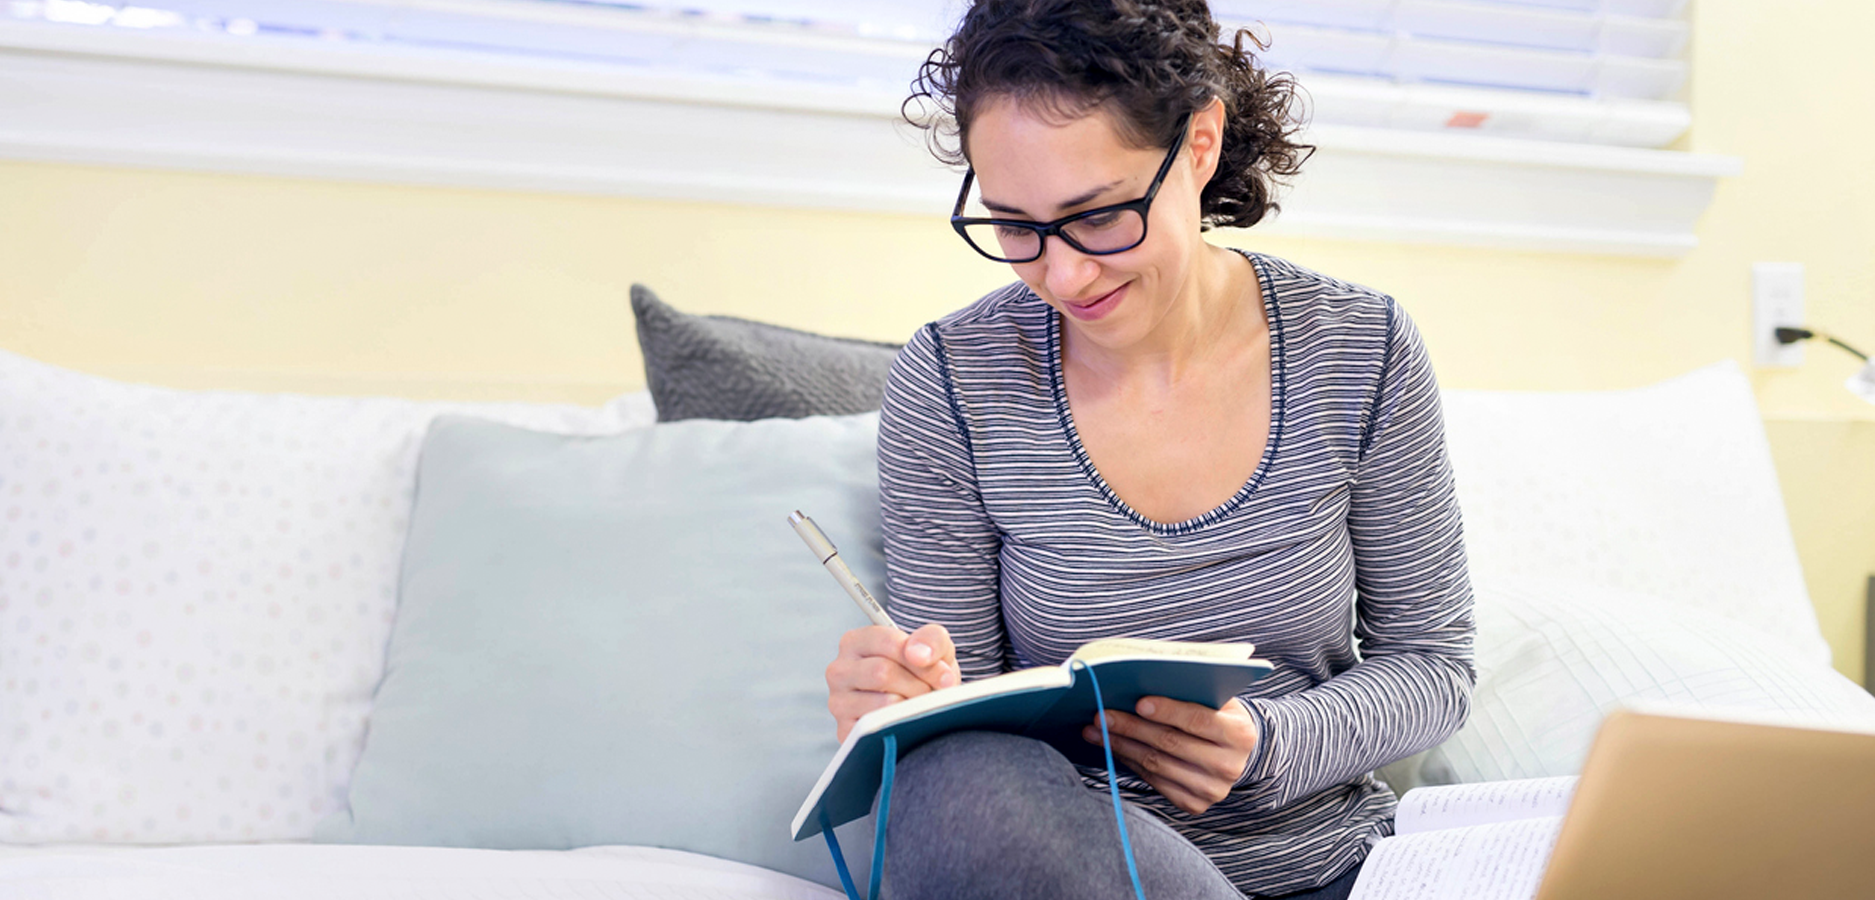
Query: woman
823 2 1475 898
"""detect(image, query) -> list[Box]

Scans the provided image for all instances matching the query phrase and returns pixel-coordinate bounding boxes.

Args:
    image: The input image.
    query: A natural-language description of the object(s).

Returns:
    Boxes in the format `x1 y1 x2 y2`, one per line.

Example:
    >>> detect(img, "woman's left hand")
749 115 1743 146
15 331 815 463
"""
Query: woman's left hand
1082 697 1259 816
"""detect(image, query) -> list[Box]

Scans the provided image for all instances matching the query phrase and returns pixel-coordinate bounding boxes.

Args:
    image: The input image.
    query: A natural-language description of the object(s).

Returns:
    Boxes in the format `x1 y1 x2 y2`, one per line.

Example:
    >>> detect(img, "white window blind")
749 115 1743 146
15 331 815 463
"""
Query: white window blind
5 0 1689 148
3 0 1732 256
3 1 946 98
1217 0 1690 147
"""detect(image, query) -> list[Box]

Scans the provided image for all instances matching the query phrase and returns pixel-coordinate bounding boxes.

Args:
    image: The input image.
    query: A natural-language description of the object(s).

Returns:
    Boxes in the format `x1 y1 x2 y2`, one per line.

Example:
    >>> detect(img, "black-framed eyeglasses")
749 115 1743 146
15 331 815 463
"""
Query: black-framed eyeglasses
950 115 1190 264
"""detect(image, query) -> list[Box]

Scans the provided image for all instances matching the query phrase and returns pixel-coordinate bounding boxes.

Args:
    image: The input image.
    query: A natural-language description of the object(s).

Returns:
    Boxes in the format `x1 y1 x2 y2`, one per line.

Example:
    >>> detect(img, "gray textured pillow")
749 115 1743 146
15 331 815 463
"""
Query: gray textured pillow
631 284 902 422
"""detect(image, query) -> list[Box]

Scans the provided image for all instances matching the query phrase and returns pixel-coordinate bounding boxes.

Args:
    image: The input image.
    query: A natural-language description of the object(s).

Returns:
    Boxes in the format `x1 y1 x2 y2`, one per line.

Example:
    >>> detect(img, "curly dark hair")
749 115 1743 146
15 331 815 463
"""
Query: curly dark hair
906 0 1312 230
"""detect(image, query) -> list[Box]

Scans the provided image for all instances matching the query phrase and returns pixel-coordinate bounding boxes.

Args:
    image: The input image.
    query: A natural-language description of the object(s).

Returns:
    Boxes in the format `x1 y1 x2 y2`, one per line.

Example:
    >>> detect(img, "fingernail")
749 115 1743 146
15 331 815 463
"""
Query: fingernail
1082 727 1101 744
940 669 959 688
1138 699 1156 716
906 642 931 665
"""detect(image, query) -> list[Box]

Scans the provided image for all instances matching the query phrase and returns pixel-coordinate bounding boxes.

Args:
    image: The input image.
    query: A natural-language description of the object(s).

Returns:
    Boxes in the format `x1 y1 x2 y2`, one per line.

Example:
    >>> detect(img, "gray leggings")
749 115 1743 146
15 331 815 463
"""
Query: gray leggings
882 731 1362 900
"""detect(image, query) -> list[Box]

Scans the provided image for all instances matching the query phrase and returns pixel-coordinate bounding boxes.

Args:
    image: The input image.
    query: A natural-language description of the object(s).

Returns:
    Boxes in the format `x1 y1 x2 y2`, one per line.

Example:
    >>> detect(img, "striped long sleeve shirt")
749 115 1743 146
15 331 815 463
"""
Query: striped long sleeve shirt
875 251 1476 897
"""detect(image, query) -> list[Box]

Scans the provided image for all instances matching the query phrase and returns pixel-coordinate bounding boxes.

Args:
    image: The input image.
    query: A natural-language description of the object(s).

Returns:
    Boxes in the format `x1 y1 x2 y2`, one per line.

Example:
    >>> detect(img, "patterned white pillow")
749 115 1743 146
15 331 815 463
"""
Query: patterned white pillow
0 349 654 843
1440 361 1830 664
1388 579 1875 792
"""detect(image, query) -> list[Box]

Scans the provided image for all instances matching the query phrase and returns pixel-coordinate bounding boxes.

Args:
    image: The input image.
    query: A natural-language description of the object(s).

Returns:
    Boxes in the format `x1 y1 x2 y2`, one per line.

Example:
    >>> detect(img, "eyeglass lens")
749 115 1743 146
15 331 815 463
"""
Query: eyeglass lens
960 208 1148 263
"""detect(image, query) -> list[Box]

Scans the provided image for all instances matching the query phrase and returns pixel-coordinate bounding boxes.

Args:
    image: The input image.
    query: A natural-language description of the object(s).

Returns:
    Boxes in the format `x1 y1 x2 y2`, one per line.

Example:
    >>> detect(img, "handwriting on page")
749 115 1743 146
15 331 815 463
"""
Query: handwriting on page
1394 776 1578 834
1347 816 1562 900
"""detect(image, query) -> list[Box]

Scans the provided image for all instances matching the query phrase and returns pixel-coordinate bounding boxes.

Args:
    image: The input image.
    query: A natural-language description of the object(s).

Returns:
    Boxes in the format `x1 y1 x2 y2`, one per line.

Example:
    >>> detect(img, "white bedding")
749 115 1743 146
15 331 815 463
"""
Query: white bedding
0 843 842 899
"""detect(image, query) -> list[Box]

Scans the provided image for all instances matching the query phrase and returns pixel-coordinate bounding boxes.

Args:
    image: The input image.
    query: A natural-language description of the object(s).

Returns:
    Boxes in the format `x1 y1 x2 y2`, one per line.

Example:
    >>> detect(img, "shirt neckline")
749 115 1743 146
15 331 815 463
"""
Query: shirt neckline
1045 248 1288 537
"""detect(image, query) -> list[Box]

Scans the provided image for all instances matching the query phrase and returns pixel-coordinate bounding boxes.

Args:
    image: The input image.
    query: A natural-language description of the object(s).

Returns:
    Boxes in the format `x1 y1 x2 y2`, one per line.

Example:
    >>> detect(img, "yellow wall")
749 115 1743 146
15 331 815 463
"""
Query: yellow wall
2 3 1872 682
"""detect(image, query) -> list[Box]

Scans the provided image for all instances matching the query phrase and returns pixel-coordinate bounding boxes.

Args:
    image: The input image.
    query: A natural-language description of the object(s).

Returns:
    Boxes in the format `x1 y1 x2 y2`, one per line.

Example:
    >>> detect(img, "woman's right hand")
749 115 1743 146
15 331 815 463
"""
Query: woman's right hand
825 623 960 742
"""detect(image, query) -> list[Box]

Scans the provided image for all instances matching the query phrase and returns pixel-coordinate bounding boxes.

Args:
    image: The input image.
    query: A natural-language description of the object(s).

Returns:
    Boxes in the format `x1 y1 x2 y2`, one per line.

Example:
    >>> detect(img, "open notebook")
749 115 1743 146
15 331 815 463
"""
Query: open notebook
791 637 1272 841
1350 777 1575 900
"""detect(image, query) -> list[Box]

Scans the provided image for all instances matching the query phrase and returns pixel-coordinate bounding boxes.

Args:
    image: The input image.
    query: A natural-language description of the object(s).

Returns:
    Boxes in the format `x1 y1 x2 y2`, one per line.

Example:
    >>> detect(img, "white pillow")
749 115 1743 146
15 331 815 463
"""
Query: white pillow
1439 361 1830 664
0 349 654 843
1390 580 1875 791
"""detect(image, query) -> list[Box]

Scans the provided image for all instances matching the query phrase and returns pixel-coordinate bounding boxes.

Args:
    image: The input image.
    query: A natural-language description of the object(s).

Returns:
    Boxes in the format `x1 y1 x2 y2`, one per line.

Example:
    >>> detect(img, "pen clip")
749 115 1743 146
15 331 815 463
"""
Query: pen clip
789 510 839 564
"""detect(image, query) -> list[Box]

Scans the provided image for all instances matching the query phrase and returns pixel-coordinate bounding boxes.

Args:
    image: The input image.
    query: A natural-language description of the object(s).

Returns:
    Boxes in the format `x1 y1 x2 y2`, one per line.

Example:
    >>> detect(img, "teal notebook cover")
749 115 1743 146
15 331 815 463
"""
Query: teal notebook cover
790 639 1274 840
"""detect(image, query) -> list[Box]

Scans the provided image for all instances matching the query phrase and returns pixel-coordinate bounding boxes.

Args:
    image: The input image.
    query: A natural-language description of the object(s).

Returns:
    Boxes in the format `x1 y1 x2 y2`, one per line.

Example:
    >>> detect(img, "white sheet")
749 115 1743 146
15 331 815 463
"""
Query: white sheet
0 843 843 899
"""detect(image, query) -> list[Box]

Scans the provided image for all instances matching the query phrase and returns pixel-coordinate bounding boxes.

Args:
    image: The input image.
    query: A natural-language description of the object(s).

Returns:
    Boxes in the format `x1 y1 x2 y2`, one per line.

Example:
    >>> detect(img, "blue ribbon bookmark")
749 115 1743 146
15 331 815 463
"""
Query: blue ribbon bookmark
823 733 895 900
1076 661 1148 900
820 669 1145 900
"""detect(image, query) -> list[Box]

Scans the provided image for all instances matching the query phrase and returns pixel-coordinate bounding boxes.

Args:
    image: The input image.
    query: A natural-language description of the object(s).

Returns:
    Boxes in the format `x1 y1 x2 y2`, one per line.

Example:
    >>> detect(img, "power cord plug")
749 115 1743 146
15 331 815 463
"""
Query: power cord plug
1774 326 1870 362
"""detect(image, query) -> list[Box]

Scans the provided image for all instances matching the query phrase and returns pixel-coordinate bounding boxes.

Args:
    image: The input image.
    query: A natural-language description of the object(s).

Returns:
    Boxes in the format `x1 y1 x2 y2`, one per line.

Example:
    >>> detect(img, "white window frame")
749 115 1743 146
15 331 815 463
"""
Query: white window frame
0 9 1739 257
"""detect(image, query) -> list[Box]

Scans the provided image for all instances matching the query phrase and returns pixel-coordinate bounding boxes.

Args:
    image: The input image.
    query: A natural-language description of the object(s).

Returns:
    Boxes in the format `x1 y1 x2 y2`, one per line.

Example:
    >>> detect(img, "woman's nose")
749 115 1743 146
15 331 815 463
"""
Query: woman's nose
1040 236 1100 300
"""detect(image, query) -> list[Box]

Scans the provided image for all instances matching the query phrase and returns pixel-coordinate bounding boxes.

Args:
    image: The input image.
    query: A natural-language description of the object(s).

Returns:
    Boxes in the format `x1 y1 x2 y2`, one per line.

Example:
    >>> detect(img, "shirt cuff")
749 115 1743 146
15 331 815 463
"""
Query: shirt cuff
1234 696 1273 788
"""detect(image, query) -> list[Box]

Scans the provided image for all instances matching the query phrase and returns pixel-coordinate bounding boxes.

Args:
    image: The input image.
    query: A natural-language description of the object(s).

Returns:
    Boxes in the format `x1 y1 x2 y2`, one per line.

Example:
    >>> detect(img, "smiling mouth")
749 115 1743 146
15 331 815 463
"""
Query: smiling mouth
1062 284 1126 320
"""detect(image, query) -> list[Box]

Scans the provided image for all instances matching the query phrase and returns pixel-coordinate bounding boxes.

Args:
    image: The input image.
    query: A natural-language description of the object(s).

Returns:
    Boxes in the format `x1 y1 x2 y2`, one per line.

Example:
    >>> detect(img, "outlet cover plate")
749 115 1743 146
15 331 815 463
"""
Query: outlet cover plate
1753 262 1805 368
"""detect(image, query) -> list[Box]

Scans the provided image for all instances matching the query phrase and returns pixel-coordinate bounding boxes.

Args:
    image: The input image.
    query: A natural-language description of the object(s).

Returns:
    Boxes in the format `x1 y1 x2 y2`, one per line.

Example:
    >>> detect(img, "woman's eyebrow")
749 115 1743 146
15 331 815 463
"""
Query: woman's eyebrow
981 178 1125 217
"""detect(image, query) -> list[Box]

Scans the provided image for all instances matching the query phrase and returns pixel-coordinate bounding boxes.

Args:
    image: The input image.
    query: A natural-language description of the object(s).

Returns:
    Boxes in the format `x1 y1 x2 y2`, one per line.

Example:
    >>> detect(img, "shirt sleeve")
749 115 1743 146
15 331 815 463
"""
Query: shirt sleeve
1236 301 1476 807
876 324 1011 680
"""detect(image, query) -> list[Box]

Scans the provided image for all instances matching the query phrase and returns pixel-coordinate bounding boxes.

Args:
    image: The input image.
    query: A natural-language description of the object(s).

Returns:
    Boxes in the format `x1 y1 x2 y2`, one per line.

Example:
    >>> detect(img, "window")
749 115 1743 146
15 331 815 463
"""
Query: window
0 0 1732 255
6 0 1689 146
1227 0 1689 147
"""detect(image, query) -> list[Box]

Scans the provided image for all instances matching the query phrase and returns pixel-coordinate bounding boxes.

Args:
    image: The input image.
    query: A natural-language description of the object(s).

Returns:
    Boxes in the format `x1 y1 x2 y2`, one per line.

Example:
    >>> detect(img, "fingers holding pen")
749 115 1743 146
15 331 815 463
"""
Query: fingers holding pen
902 622 960 690
826 624 960 742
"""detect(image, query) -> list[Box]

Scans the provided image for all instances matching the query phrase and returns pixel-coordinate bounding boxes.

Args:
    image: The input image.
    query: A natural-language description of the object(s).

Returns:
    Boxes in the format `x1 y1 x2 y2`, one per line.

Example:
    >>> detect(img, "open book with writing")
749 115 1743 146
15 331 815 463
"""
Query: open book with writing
1348 776 1579 900
790 637 1273 841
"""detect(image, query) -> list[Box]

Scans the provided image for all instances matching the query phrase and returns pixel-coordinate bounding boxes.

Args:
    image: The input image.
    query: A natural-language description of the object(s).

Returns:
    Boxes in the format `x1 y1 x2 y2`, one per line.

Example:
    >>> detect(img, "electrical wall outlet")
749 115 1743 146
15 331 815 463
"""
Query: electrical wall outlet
1752 262 1805 368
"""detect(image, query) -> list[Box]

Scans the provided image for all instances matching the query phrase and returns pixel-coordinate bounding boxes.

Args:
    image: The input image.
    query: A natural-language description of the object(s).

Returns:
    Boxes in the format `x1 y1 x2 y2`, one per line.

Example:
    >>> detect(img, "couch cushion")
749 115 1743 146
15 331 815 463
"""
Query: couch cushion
316 413 883 888
0 348 652 843
632 285 901 422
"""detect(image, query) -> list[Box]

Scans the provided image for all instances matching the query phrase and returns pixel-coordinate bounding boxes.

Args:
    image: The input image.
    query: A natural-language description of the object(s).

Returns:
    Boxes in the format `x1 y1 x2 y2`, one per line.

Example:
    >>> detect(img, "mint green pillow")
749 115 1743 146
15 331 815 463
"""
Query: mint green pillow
316 414 882 887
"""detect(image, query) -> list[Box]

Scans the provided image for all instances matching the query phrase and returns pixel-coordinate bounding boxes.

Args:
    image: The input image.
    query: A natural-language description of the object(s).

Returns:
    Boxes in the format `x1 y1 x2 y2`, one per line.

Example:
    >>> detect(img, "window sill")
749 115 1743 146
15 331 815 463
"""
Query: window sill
0 19 1739 257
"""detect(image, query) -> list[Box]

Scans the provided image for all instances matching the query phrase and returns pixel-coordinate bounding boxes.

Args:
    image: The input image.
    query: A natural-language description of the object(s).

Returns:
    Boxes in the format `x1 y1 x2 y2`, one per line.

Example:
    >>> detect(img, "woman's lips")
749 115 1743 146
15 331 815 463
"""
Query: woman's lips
1063 283 1126 322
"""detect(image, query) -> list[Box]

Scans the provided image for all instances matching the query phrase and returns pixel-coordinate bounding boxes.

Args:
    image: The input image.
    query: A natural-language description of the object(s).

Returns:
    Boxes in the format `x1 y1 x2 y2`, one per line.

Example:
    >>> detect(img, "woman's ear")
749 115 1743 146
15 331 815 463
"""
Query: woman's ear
1187 97 1228 185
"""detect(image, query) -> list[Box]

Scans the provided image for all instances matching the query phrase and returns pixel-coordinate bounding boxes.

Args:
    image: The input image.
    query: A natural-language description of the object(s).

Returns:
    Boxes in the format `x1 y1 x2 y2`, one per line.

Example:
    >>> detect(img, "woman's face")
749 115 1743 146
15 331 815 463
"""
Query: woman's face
963 98 1214 353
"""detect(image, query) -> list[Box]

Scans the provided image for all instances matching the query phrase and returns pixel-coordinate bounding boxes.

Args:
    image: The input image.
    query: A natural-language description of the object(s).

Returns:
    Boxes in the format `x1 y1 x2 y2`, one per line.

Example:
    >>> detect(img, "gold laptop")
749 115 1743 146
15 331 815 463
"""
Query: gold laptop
1535 707 1875 900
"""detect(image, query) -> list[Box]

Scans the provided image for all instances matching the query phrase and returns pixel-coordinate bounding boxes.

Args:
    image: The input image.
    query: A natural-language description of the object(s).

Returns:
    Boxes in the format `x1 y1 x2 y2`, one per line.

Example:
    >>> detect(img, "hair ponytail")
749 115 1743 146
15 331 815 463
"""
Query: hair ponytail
1199 27 1311 228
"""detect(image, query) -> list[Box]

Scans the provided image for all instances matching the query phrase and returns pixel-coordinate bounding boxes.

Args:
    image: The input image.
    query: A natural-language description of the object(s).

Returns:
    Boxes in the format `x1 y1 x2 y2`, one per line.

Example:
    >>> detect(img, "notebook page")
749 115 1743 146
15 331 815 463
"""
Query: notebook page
1067 638 1254 664
1347 815 1562 900
1394 776 1578 834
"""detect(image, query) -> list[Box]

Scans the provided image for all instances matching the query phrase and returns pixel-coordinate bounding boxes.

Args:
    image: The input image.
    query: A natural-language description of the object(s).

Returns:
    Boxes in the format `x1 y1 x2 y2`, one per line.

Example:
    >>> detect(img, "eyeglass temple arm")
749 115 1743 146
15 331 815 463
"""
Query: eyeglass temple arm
952 169 976 217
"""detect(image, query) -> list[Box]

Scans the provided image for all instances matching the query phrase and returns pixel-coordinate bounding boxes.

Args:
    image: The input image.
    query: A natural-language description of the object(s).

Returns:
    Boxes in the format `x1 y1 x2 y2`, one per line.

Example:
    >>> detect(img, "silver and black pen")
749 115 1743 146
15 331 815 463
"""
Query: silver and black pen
788 510 899 631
